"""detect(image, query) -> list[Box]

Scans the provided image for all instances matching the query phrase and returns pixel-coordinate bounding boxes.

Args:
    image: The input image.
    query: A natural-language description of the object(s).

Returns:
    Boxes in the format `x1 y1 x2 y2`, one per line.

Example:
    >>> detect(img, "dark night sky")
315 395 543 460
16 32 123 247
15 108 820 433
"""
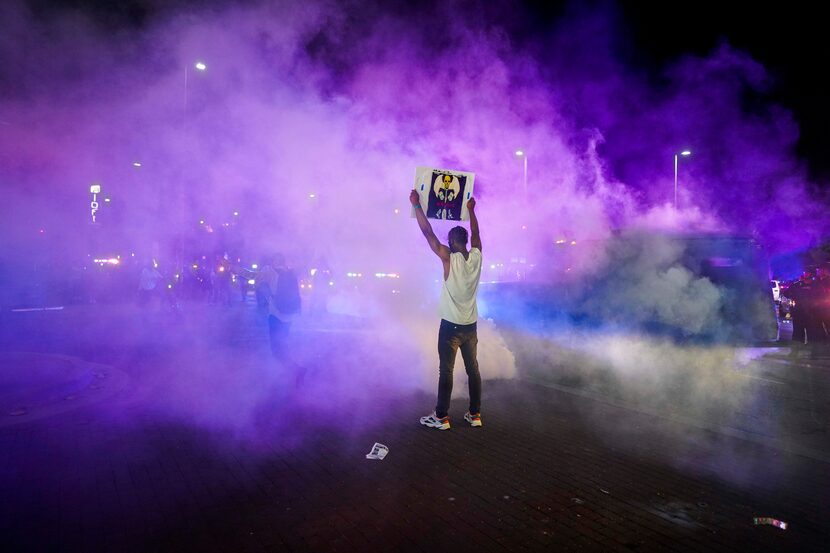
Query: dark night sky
21 0 830 183
527 2 830 183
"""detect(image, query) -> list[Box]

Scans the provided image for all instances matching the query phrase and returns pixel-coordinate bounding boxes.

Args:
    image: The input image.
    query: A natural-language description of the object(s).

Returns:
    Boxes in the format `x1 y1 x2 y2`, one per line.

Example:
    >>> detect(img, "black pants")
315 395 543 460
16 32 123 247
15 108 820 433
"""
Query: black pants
435 319 481 418
792 312 828 344
268 315 291 357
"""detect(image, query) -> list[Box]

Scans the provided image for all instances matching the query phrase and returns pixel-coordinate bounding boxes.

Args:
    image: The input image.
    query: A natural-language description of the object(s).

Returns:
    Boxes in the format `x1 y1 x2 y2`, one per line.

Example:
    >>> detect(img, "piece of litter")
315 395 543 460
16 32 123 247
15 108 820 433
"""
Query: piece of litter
600 489 610 495
365 442 389 460
571 498 585 505
503 495 510 500
448 497 455 501
754 517 787 530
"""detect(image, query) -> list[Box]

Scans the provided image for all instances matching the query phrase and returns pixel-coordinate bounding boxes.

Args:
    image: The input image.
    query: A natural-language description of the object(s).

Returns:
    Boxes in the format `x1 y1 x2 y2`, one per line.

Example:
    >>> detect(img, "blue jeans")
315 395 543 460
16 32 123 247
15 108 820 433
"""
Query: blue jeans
435 319 481 418
268 315 290 357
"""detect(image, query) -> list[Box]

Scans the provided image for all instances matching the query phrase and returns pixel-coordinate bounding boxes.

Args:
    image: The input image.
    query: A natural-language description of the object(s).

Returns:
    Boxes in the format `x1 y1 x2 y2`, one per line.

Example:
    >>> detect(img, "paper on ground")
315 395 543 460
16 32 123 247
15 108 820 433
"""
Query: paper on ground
366 442 389 460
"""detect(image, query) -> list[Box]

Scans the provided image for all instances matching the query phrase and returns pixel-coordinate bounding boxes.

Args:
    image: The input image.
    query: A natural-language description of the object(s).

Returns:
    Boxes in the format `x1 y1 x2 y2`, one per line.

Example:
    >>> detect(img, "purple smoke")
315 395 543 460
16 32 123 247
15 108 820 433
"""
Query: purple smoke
0 0 827 443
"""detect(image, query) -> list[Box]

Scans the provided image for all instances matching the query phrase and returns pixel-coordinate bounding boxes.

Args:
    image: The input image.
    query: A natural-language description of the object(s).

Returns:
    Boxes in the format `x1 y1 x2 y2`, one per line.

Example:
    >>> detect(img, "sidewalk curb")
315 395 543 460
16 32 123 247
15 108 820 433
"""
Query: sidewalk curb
0 352 129 428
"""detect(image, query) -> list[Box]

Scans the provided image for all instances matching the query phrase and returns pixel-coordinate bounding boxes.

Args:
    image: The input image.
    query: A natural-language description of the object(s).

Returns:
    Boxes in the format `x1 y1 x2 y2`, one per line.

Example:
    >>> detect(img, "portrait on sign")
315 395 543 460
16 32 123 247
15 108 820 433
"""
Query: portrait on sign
412 167 475 221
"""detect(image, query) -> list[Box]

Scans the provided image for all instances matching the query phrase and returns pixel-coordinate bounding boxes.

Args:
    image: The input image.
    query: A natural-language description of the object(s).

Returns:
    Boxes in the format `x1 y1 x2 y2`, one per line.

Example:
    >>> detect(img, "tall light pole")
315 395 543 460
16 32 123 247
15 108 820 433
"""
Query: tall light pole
515 150 528 199
674 149 691 209
179 61 206 270
184 61 207 111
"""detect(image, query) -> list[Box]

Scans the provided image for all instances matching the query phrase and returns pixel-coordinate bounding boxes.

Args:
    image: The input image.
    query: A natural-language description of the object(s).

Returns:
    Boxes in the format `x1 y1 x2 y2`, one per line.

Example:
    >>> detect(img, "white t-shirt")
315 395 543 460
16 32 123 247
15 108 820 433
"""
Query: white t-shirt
439 248 482 325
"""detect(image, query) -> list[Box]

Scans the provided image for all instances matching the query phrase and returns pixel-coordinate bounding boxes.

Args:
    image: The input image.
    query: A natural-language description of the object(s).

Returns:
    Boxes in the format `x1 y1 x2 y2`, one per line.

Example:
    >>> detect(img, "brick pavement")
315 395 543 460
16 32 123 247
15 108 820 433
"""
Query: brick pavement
1 304 827 551
2 371 827 552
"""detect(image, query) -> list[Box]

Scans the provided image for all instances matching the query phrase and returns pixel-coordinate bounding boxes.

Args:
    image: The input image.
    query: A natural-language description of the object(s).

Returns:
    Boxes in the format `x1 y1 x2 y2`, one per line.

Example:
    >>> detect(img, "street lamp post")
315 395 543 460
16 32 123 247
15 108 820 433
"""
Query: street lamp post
179 60 207 270
184 61 207 111
674 149 691 209
515 150 528 198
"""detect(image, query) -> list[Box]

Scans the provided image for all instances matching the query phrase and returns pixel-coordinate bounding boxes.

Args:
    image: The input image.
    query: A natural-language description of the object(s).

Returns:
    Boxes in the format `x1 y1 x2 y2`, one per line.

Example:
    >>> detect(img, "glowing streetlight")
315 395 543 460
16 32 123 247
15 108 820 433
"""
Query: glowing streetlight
184 60 207 111
178 60 208 271
515 150 528 198
674 150 692 209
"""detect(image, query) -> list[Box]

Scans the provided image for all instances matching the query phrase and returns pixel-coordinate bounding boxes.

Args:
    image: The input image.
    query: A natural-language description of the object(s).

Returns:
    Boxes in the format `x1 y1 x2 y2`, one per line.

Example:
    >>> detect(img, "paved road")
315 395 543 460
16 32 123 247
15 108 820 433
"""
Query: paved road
1 303 827 552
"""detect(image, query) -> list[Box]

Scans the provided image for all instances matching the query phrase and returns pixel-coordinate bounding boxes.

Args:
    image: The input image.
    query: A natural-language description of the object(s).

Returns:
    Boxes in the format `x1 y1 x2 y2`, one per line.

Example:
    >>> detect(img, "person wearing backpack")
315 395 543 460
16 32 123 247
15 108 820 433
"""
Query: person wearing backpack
259 254 301 357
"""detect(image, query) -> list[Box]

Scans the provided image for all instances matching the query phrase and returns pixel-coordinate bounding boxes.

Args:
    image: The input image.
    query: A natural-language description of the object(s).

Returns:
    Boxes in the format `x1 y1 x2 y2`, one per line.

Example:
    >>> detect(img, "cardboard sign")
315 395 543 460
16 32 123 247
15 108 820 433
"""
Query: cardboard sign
412 166 475 221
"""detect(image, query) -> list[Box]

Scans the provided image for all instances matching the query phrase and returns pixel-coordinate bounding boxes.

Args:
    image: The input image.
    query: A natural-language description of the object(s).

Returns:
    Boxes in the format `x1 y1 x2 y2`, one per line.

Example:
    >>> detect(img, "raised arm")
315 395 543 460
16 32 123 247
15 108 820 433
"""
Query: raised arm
468 197 481 251
410 190 450 261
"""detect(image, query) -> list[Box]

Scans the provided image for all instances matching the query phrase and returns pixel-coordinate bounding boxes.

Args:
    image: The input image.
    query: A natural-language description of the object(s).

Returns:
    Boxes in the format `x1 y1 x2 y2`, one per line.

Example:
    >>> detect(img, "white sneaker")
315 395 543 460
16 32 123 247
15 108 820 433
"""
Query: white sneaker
464 412 482 427
420 412 450 430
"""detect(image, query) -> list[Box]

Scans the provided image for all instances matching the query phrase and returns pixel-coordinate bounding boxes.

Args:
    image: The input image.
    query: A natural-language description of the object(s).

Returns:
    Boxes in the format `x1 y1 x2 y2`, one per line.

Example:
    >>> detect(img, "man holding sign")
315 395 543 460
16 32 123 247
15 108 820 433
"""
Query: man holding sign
410 189 483 430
